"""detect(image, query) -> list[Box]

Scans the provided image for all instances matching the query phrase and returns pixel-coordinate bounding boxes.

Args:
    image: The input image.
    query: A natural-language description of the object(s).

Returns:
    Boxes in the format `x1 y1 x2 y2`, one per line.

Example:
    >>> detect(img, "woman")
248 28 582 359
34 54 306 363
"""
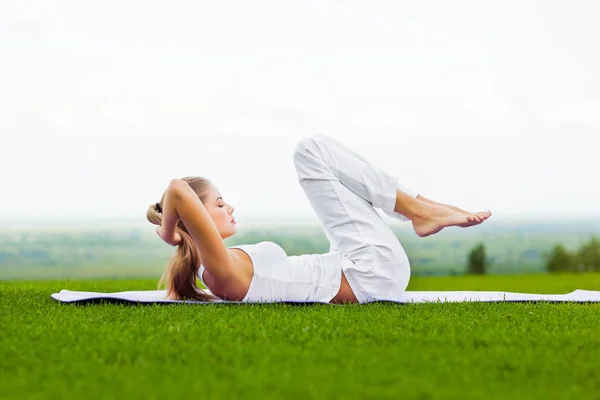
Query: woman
147 134 491 304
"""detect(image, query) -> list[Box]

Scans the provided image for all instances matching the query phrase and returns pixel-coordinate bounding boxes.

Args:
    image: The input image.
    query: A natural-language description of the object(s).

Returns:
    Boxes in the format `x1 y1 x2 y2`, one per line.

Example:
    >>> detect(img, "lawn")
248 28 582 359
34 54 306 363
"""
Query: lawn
1 272 599 400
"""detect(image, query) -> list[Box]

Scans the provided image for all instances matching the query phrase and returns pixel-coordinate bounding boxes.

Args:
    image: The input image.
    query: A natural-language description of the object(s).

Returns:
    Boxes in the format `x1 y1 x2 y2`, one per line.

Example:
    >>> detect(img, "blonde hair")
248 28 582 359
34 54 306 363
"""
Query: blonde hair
146 176 218 302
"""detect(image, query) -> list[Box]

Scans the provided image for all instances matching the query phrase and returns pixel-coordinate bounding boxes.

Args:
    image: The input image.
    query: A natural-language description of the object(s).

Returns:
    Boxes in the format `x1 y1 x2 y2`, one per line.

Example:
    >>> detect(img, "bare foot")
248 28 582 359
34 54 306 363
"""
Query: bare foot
414 195 492 228
412 207 492 237
456 210 492 227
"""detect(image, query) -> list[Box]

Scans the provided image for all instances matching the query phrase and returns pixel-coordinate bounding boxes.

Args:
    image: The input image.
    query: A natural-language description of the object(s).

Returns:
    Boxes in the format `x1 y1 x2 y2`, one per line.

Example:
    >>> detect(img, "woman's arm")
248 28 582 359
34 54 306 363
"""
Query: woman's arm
158 180 183 245
161 179 236 283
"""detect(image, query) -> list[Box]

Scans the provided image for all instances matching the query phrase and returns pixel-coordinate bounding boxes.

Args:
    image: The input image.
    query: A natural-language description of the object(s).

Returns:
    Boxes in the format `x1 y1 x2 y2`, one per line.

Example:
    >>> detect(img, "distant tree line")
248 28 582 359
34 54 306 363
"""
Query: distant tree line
466 242 488 275
3 227 599 279
544 236 600 272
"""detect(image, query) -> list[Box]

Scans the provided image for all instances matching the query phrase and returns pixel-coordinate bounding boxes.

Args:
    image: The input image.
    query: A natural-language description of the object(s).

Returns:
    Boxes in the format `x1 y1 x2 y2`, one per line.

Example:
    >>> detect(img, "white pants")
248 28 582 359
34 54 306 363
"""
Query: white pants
293 134 418 303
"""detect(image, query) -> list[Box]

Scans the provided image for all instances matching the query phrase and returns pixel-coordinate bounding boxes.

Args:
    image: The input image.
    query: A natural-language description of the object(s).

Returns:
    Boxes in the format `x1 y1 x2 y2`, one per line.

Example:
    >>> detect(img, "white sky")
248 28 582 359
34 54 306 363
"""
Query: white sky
1 0 599 224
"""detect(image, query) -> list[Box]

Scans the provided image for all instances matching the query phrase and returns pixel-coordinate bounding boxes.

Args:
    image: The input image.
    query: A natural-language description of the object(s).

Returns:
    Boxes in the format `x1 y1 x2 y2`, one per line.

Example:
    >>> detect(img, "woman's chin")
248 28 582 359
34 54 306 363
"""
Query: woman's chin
224 227 236 239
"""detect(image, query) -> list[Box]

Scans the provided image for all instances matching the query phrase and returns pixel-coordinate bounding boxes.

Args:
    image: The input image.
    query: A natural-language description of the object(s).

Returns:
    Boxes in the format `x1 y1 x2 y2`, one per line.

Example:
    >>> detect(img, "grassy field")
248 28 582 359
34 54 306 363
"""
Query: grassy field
1 272 599 400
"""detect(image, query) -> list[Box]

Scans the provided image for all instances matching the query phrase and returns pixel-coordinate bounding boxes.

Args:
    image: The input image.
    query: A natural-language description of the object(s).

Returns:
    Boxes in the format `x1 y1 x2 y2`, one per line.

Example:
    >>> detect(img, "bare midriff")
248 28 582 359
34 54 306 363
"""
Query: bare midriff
331 272 359 304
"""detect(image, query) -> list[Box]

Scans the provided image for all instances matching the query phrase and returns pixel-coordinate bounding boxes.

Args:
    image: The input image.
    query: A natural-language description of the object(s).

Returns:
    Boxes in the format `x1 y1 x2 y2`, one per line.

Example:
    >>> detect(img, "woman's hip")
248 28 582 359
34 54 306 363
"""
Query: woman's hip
338 248 411 303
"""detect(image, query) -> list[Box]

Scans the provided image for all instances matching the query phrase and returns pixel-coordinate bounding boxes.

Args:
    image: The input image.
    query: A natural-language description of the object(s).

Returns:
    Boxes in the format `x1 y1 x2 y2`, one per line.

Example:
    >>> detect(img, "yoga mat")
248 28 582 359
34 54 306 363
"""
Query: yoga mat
50 288 600 305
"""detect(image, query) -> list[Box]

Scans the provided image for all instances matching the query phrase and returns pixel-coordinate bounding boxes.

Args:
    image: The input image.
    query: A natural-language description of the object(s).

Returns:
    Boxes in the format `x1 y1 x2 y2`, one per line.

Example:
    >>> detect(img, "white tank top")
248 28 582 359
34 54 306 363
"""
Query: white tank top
197 241 342 303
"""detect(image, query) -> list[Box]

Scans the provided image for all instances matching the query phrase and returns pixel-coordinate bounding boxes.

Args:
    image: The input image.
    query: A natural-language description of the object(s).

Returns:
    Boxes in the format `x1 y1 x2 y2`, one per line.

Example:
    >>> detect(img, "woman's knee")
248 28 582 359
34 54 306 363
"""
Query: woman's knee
293 134 329 172
293 134 332 158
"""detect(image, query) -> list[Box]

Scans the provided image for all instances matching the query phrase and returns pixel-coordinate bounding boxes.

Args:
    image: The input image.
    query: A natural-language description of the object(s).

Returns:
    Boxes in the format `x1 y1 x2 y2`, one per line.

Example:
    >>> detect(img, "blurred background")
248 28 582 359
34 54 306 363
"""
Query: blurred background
1 0 599 280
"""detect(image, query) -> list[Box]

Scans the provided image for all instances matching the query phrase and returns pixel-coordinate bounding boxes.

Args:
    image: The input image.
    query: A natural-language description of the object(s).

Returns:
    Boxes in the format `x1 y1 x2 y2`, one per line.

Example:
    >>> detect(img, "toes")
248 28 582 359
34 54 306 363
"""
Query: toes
463 211 490 227
476 211 491 221
469 215 481 223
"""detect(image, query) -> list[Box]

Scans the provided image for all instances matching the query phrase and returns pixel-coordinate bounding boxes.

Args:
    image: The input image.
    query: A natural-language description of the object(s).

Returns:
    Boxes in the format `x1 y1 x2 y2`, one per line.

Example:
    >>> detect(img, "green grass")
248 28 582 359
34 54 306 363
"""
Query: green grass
1 273 599 400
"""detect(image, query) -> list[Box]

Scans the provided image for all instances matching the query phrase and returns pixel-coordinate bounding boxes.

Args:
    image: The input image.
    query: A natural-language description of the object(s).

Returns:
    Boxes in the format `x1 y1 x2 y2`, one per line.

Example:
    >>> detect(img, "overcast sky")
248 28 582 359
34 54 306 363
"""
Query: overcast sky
1 0 599 225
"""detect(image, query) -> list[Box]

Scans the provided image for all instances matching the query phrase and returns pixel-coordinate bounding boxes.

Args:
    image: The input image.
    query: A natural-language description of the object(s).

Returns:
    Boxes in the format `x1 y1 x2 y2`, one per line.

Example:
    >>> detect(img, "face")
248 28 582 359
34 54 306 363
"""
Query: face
203 184 236 239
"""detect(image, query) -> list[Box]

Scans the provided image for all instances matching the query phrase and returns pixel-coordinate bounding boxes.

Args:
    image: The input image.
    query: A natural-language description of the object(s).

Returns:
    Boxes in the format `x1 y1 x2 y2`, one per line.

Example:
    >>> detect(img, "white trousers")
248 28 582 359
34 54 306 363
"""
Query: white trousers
293 134 418 303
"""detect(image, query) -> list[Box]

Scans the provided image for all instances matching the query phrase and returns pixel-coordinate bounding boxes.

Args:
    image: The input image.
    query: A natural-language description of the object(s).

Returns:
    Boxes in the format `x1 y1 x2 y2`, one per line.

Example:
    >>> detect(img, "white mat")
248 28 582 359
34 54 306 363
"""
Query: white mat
50 289 600 304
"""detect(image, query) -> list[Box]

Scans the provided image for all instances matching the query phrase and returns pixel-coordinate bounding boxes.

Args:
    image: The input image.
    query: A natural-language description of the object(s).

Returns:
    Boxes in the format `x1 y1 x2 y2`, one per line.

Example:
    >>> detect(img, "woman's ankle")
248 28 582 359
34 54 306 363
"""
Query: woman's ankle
394 190 437 220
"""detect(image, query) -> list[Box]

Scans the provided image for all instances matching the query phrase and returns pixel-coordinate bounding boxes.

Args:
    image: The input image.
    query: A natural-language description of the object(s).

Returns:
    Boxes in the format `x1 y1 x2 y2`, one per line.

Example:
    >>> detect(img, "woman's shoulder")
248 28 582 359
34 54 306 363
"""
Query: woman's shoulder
201 254 252 301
